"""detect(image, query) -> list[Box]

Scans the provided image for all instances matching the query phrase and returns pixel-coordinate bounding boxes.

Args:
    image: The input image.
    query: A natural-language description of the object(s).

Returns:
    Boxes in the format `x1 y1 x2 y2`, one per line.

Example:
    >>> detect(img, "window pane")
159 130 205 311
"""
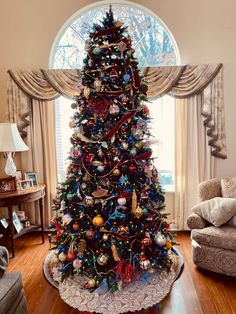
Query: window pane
148 96 175 190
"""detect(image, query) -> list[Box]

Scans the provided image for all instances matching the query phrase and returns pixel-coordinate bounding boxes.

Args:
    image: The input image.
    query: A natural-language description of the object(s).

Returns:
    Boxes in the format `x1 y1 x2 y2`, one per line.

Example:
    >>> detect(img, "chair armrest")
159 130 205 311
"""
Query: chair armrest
187 213 209 229
0 246 9 278
198 178 222 201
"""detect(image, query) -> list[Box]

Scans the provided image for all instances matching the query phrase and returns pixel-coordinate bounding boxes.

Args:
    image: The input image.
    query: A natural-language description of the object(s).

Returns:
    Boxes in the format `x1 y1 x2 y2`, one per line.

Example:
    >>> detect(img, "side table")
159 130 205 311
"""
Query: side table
0 184 46 257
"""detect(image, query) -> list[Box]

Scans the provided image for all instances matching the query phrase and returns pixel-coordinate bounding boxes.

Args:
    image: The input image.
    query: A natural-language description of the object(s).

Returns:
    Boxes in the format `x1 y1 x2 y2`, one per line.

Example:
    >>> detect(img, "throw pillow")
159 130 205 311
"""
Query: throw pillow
0 246 9 277
227 214 236 227
221 177 236 198
191 197 236 227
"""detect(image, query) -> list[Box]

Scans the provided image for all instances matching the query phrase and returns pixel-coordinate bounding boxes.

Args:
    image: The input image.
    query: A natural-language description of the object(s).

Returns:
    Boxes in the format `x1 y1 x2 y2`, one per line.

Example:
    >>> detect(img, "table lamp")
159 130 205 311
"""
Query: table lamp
0 123 29 176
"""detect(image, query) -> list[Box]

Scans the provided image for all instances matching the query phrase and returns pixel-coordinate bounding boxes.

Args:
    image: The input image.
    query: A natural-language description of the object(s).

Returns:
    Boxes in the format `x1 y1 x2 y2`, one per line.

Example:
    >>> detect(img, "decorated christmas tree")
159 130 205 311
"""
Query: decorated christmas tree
51 7 175 293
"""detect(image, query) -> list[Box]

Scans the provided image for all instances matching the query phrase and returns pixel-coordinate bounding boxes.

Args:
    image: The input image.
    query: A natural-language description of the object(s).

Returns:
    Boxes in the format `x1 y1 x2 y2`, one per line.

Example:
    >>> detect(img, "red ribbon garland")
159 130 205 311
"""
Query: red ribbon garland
100 111 135 141
92 24 123 39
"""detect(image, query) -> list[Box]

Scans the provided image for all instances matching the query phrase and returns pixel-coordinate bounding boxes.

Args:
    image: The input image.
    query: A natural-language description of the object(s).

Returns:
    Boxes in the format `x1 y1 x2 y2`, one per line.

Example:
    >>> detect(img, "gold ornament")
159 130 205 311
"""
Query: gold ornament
77 239 86 256
69 120 75 128
94 78 102 91
51 254 59 267
132 189 137 213
87 278 96 288
118 225 129 234
74 132 97 143
111 243 121 262
58 252 67 262
132 205 143 219
92 215 104 227
92 188 108 198
83 173 91 182
112 168 120 176
134 142 143 150
83 86 91 99
165 241 172 249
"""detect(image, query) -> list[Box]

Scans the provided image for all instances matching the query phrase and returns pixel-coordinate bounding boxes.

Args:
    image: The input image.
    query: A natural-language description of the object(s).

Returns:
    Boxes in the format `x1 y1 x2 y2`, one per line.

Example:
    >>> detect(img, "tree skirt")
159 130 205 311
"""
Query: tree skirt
44 250 183 313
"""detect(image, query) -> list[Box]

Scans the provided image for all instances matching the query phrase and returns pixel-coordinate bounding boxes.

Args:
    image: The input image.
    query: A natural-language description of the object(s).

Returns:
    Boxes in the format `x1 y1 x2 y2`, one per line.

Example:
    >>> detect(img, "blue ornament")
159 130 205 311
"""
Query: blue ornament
123 73 130 83
119 175 129 185
94 279 109 295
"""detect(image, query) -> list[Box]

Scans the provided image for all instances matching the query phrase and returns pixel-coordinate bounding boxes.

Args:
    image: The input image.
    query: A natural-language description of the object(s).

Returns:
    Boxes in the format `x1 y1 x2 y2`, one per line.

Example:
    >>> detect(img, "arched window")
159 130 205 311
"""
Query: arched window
50 1 180 190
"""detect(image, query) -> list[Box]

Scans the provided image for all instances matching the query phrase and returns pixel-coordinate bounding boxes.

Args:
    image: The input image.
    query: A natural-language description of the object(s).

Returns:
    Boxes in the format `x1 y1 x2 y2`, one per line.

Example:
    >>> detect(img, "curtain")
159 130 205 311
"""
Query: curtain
6 64 226 230
174 96 215 229
6 78 58 226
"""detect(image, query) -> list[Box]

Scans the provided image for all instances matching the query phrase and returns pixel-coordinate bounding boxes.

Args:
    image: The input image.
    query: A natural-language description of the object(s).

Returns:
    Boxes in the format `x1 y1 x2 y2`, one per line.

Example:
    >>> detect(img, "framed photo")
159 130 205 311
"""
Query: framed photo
12 211 23 233
19 179 33 190
24 172 38 186
0 177 17 193
15 170 23 181
0 217 9 229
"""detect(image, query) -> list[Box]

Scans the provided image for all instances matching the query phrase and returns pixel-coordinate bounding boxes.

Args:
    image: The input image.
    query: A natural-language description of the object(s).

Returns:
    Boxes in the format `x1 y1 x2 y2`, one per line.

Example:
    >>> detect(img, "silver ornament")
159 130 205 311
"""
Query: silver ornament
121 142 129 150
102 234 109 241
129 148 137 157
97 165 105 172
81 182 87 189
154 233 166 246
117 198 126 206
132 128 143 140
97 254 109 266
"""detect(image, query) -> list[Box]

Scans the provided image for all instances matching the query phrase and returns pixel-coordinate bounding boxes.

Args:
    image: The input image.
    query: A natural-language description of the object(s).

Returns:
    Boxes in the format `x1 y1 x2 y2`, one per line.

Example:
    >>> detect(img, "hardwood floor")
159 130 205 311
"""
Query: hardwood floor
6 232 236 314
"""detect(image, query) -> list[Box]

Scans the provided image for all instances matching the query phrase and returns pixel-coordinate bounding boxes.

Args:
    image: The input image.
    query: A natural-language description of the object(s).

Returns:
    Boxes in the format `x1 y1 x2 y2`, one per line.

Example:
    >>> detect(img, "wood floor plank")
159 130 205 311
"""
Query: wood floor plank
5 232 236 314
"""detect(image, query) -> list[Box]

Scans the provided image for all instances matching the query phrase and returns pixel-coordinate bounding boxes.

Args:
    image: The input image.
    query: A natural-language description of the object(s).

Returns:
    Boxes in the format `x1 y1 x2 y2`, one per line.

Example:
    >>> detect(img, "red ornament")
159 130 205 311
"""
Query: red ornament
141 232 152 247
86 154 94 163
146 214 154 221
129 164 136 172
87 120 96 127
72 222 79 230
142 105 150 116
86 230 95 239
67 252 76 262
110 69 118 79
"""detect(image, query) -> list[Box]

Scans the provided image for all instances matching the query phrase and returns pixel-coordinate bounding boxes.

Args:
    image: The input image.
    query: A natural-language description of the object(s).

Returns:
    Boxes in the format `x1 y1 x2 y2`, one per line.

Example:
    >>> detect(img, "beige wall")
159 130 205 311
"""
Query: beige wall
0 0 236 178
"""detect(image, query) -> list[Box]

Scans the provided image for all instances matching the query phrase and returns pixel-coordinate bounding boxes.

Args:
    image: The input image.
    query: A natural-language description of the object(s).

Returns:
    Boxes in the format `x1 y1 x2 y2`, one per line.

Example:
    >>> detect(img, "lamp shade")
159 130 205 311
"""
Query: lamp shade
0 123 29 152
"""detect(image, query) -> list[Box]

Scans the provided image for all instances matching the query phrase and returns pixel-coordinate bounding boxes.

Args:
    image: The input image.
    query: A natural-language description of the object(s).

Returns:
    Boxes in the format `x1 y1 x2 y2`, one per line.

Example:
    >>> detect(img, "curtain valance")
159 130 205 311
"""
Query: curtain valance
6 64 226 158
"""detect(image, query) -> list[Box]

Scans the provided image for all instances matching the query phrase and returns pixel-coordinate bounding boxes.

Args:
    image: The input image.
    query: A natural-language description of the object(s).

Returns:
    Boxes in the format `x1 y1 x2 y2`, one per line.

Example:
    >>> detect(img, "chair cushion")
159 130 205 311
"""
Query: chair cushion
227 214 236 227
0 272 24 313
198 178 222 201
191 225 236 251
221 177 236 198
0 246 9 278
191 197 236 227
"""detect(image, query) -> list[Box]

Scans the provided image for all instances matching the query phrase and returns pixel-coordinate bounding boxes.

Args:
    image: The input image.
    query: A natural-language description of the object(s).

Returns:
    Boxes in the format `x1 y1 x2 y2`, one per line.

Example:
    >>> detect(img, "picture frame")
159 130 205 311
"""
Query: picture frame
15 170 23 181
0 217 9 229
19 179 33 190
0 177 17 193
12 211 23 233
24 172 38 186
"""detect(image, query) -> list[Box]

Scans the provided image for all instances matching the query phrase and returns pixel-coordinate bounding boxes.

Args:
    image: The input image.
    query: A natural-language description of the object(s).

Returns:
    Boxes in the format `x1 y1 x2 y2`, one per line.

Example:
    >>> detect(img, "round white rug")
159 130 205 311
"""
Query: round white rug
44 250 183 313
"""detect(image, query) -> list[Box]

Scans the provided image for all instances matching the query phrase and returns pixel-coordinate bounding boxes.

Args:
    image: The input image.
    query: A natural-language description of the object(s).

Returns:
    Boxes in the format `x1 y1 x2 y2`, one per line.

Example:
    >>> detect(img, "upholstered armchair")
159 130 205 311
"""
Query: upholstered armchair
187 178 236 276
0 246 28 313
